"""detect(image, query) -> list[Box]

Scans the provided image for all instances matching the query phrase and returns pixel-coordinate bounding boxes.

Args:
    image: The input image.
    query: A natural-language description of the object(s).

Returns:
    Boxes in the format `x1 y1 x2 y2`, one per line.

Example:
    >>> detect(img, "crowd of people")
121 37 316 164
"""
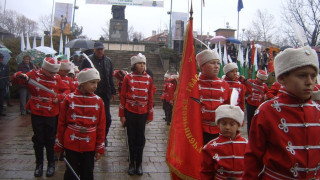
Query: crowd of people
0 40 320 179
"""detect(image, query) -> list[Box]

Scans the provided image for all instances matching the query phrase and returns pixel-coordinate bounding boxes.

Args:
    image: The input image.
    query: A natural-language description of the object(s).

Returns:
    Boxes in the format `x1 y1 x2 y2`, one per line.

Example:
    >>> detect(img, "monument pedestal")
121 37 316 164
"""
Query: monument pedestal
109 19 128 42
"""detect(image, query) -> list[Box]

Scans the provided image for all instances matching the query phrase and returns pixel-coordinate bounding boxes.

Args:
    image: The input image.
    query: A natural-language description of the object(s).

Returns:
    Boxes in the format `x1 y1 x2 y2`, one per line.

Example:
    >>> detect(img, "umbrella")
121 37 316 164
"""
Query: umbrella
226 37 241 44
35 46 57 55
0 47 12 53
280 45 293 51
210 36 226 44
0 50 11 65
65 39 95 49
16 49 46 66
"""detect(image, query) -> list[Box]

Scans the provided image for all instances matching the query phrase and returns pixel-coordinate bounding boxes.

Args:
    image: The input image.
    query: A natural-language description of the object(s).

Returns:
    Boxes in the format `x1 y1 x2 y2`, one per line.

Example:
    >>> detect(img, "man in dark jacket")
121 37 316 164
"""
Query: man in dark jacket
0 53 9 116
80 41 116 146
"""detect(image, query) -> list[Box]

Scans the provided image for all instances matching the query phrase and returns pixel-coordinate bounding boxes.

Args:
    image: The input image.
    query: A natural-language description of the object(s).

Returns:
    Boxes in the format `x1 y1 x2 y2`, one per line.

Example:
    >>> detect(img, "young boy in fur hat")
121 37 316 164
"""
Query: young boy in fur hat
223 62 246 111
11 57 70 177
161 72 171 121
58 60 76 92
244 46 320 179
201 104 247 180
54 68 106 180
196 49 230 145
119 53 154 176
239 70 269 134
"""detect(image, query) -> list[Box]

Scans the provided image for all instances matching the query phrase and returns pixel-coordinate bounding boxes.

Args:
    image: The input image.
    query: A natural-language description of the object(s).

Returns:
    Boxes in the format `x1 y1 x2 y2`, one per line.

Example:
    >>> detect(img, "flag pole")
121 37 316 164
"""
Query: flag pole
200 0 203 48
237 11 240 39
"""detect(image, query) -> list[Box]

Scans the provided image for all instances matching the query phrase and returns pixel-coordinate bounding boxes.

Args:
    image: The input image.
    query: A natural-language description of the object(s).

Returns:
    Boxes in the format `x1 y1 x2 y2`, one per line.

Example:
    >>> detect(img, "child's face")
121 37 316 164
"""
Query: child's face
58 69 69 77
80 79 100 94
42 68 57 78
201 59 220 78
279 66 317 100
256 78 265 84
218 118 240 139
135 62 146 74
226 68 238 80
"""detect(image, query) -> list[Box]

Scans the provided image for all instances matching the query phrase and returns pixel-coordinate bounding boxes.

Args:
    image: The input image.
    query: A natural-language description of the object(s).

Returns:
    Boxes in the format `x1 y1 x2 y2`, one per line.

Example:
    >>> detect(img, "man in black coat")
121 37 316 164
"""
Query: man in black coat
0 53 9 116
80 42 116 146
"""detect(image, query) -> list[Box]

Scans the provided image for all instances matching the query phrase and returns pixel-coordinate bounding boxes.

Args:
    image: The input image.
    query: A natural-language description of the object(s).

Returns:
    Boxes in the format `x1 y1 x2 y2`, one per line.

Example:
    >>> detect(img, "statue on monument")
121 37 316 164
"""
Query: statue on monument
112 5 126 20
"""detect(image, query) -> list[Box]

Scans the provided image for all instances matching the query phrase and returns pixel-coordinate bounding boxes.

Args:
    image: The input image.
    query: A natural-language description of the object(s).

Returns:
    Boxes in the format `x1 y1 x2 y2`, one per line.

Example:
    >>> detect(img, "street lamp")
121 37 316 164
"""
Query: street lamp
168 0 173 48
71 0 79 32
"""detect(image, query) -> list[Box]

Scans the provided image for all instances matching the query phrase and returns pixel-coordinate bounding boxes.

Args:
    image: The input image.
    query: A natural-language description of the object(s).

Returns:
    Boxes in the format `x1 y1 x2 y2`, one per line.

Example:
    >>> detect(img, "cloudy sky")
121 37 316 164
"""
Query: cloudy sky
1 0 284 40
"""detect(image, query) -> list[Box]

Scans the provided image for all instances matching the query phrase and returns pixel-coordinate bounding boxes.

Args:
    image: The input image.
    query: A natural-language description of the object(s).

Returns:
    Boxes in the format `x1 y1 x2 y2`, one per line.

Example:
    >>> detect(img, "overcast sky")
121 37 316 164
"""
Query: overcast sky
1 0 284 40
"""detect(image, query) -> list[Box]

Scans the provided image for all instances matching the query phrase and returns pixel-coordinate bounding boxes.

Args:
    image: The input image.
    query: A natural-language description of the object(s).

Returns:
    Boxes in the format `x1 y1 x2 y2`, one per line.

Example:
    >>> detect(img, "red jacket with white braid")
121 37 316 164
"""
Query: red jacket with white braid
11 69 70 117
198 74 230 135
267 81 282 99
201 133 247 180
161 79 170 100
223 76 246 111
165 80 177 105
61 75 76 92
119 72 154 120
243 79 269 106
244 90 320 179
54 90 106 154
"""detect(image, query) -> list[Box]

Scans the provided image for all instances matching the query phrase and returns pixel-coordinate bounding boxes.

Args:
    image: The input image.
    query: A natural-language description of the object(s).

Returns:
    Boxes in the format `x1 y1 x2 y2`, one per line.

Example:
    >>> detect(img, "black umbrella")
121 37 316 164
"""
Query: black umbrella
65 39 95 49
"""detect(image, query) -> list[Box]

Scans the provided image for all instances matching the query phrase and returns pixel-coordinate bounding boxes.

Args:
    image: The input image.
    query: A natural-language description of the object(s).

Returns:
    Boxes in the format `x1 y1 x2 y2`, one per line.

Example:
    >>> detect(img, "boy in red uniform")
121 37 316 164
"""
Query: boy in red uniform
196 49 230 145
223 62 246 111
54 68 106 180
244 46 320 179
58 60 76 92
11 57 70 177
165 74 178 125
201 104 247 180
161 72 170 121
119 53 153 176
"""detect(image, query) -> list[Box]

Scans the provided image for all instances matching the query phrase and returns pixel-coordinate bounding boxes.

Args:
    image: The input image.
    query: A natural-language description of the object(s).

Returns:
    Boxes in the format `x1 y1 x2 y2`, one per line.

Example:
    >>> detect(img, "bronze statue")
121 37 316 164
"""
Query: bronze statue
112 5 126 20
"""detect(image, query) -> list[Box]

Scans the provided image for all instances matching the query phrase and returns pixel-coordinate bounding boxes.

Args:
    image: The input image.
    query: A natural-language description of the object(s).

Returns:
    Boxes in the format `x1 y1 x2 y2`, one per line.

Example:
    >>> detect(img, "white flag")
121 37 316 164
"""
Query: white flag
20 33 25 52
26 33 31 50
32 36 37 49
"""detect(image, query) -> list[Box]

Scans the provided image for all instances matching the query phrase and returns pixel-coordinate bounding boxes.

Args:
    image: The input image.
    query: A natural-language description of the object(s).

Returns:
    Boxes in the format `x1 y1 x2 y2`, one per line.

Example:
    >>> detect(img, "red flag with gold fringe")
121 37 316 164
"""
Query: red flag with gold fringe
166 6 203 180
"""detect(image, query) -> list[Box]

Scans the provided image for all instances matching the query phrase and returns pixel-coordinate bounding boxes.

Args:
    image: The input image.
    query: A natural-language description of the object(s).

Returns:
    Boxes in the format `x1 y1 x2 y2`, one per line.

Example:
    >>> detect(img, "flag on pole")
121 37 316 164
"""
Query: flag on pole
223 45 228 65
252 42 257 79
32 36 37 49
244 47 249 79
166 9 203 180
41 35 44 46
237 44 244 76
26 33 31 50
218 41 224 78
59 34 63 55
237 0 243 12
65 36 70 60
20 33 25 52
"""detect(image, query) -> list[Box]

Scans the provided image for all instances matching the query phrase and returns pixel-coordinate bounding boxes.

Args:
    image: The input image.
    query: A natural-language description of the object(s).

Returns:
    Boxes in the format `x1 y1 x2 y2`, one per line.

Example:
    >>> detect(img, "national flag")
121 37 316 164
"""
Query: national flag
218 41 224 78
20 33 25 52
237 44 244 76
166 12 203 180
237 0 243 12
244 47 249 79
267 47 274 73
32 36 37 49
59 33 64 55
252 42 257 79
26 33 31 50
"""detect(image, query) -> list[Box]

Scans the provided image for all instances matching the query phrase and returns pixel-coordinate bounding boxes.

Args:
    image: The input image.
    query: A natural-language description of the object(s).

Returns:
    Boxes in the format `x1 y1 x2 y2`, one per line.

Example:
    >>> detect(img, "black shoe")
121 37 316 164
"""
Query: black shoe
34 164 43 177
46 163 55 177
136 164 143 175
128 163 135 175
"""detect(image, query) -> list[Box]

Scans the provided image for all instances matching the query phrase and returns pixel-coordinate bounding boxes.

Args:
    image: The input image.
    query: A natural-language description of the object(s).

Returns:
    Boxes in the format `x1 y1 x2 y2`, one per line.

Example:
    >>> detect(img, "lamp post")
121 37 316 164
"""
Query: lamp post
168 0 173 48
72 0 79 32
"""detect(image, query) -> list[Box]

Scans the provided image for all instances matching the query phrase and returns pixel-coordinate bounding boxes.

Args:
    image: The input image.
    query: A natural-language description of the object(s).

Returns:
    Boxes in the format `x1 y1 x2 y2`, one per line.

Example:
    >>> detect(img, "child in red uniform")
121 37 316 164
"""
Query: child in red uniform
223 62 246 111
119 53 153 176
165 74 178 125
196 49 230 145
58 60 76 92
201 104 247 180
244 46 320 179
161 72 170 121
55 68 106 180
11 57 70 177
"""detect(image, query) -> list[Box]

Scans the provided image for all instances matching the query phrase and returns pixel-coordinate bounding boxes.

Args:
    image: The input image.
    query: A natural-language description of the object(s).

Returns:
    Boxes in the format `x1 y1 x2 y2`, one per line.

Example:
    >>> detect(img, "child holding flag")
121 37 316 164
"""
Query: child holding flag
196 49 230 145
201 104 247 179
244 46 320 179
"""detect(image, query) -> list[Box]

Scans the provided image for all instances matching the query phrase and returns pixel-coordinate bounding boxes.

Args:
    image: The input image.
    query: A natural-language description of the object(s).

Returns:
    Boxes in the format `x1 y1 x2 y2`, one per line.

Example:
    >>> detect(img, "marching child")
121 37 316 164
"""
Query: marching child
239 70 269 134
58 60 76 92
201 104 247 179
196 49 230 145
244 46 320 179
119 53 153 176
11 57 70 177
161 72 170 121
223 62 246 111
54 68 106 180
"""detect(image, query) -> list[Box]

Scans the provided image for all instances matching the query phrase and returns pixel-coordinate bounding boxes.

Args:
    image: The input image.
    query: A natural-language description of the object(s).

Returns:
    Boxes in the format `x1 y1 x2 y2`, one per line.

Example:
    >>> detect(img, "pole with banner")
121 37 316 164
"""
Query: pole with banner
166 2 203 179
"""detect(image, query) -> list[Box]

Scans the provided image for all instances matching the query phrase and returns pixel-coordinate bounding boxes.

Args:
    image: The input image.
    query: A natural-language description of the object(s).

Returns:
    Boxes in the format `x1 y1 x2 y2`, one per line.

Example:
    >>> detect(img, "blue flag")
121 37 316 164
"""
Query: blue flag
238 0 243 12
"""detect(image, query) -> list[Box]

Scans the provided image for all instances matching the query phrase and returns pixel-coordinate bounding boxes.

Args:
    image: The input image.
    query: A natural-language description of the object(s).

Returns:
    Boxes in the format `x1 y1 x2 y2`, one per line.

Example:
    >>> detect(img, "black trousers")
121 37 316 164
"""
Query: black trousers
31 114 57 165
64 149 95 180
246 102 258 137
125 110 147 165
96 93 112 137
203 132 219 145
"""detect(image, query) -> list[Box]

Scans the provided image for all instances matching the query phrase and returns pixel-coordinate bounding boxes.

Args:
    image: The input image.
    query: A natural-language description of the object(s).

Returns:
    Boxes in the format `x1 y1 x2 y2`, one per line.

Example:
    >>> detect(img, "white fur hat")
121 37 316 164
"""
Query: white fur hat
274 46 319 80
223 63 238 74
74 66 79 73
257 70 268 81
131 53 146 66
196 49 220 67
312 91 320 101
215 104 244 125
76 68 100 84
42 57 60 73
59 60 72 71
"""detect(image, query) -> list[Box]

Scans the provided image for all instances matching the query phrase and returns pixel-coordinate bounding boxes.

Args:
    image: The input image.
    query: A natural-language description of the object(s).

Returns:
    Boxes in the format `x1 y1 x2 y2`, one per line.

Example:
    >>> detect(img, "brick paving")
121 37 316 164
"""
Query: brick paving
0 101 248 180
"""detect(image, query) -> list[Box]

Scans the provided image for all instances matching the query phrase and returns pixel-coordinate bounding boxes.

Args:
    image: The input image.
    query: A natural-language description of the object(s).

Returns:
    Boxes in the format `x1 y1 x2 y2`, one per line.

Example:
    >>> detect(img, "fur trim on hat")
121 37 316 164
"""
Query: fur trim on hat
274 46 319 81
76 68 100 84
131 53 146 66
196 49 220 67
42 57 60 73
223 63 238 74
257 70 268 81
59 60 72 71
215 105 244 125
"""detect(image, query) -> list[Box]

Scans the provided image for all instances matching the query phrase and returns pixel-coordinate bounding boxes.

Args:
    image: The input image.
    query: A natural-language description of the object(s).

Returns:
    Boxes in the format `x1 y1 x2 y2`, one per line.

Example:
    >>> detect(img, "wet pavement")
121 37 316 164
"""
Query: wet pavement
0 101 247 180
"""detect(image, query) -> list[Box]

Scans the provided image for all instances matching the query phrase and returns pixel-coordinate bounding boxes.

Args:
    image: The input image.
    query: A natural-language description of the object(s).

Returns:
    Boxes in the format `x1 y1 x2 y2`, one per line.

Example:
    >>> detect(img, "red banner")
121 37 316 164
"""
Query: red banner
251 41 255 66
166 16 203 180
267 47 275 73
